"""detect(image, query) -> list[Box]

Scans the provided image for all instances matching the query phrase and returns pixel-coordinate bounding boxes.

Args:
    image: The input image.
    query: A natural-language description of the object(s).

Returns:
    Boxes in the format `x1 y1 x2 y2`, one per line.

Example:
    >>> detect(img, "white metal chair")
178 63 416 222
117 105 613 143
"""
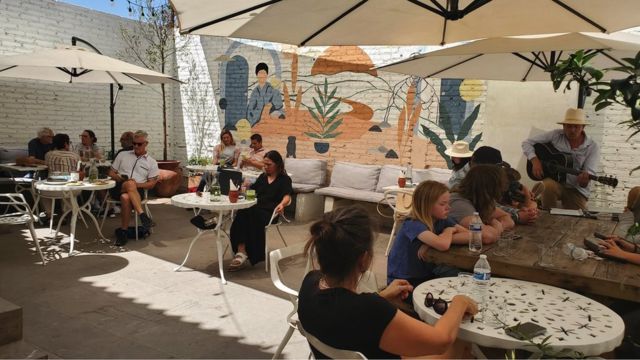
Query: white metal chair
383 189 414 256
297 320 367 359
264 204 291 272
100 188 152 241
269 243 377 359
0 193 46 265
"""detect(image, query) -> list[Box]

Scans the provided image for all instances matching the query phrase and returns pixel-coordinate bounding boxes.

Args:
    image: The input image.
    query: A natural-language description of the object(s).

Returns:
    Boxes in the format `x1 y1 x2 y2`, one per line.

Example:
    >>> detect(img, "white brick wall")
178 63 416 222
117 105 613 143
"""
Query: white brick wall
0 0 180 161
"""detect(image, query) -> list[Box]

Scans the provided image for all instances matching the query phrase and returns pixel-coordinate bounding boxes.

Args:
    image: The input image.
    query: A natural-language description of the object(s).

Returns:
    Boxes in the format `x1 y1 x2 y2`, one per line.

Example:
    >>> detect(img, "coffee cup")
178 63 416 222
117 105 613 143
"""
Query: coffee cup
228 190 239 203
398 177 406 188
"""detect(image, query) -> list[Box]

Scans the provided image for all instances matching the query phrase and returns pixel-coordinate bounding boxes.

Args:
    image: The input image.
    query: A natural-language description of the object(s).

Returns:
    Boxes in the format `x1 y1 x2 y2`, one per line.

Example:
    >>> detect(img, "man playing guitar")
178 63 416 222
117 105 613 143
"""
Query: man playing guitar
522 108 600 210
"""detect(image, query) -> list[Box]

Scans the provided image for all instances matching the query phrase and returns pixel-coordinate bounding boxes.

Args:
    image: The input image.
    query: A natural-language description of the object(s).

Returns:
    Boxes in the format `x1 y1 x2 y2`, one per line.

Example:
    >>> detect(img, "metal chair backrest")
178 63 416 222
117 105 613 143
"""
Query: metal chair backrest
0 193 34 220
384 189 414 217
296 320 367 359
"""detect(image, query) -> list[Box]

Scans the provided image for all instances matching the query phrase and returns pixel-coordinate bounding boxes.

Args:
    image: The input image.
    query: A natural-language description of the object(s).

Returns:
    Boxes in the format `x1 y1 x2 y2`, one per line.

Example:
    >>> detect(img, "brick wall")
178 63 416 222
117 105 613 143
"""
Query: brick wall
0 0 178 161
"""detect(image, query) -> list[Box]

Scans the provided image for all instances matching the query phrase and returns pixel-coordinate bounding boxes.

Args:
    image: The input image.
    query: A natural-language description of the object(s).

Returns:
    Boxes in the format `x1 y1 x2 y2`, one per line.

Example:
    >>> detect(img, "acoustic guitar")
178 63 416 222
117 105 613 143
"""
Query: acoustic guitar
526 142 618 188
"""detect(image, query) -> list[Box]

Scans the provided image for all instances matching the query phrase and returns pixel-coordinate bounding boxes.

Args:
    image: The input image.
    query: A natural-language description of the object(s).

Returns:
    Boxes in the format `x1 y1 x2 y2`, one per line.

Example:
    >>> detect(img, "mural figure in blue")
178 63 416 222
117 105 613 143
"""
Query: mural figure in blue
247 62 285 126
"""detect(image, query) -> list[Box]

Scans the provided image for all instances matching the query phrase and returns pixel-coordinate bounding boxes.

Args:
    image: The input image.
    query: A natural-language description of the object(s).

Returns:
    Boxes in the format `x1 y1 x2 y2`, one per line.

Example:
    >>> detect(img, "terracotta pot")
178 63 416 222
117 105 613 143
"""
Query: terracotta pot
155 166 183 197
157 160 181 172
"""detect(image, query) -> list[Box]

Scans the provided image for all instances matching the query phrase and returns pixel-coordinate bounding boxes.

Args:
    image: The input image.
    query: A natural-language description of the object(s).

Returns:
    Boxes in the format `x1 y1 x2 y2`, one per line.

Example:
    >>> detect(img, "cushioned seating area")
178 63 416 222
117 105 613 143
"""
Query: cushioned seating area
284 158 327 222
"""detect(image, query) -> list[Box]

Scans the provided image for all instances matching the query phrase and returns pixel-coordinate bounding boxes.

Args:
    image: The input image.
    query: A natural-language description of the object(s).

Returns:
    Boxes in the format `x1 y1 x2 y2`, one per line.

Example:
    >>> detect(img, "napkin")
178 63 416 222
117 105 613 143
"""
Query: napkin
229 180 238 191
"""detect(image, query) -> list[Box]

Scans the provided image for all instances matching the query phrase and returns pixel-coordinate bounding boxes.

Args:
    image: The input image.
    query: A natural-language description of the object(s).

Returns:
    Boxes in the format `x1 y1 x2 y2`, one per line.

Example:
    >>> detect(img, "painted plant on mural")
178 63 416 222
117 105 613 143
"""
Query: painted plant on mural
210 42 480 165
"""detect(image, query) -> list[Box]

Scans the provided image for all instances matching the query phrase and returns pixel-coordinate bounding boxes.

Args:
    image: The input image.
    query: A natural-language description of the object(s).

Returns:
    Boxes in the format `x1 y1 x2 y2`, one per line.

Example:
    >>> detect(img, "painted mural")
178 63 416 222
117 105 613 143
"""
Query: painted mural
210 42 483 168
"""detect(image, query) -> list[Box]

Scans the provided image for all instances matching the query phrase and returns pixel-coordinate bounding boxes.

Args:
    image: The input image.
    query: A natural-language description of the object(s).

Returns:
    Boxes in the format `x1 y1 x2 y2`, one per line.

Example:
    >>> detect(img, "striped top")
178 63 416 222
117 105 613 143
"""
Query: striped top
45 150 80 173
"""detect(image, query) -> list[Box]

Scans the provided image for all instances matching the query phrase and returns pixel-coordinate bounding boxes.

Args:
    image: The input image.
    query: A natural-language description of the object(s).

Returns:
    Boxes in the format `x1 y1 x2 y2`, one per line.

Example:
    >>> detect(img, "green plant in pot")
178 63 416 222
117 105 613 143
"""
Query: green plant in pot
549 49 604 109
305 78 343 154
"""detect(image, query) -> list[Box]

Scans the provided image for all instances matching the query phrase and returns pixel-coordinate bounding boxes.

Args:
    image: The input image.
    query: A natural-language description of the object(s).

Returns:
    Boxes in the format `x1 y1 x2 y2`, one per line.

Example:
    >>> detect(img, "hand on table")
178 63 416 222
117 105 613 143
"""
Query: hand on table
451 294 478 317
518 207 538 224
606 236 635 252
599 239 627 259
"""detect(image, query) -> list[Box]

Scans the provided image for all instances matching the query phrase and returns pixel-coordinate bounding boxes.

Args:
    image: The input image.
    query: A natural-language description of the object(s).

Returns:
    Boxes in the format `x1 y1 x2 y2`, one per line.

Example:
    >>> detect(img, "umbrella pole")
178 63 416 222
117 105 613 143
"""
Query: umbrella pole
110 84 115 158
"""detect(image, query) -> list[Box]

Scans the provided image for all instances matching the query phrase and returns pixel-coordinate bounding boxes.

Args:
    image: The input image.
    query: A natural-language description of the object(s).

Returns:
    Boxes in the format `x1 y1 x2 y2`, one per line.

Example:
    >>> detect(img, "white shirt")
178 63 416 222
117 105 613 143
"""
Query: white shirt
111 150 159 183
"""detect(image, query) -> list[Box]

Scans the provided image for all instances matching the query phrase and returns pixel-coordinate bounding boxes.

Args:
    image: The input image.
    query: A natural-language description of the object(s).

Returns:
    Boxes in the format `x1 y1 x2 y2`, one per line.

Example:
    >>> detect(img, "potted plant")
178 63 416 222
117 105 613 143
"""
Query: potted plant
549 49 604 109
305 79 343 154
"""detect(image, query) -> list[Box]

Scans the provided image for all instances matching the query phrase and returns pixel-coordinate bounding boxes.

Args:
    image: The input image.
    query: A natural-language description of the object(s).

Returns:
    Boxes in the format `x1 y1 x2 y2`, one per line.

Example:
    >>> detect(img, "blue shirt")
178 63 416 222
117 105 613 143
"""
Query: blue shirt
387 218 456 283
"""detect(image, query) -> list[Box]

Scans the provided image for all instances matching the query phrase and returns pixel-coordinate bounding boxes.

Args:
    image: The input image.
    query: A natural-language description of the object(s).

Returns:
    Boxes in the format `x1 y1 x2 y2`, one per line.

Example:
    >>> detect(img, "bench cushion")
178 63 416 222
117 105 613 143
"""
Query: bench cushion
330 162 381 192
414 168 452 185
315 187 385 203
376 165 405 193
292 183 321 193
286 158 327 186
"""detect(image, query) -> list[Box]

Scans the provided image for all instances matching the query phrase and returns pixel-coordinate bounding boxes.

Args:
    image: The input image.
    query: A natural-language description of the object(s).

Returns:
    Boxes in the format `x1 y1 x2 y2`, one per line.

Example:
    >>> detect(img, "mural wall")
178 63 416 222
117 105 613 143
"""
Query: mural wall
197 37 485 170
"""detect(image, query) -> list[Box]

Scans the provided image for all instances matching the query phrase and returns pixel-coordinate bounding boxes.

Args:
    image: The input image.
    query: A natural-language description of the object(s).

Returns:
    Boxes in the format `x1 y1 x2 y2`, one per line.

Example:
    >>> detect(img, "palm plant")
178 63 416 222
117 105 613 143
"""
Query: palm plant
305 78 343 140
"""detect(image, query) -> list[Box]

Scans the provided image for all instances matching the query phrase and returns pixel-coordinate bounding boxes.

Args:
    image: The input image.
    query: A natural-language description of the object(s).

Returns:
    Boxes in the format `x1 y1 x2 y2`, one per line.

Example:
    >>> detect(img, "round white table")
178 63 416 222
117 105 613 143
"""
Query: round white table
413 277 625 357
171 192 256 284
186 164 218 173
35 180 115 255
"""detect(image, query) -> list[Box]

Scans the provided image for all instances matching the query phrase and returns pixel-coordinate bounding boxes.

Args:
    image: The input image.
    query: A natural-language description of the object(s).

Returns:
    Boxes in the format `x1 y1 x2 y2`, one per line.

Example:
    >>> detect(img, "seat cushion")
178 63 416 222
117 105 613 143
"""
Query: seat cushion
315 187 385 203
286 158 327 186
292 183 321 193
414 168 452 185
330 162 381 192
376 165 405 193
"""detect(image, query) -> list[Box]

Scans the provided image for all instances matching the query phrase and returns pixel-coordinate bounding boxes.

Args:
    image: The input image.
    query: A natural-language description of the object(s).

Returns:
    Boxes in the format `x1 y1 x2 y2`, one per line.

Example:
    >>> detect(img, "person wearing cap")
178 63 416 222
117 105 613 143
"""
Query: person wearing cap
522 108 600 210
447 145 504 189
445 141 474 189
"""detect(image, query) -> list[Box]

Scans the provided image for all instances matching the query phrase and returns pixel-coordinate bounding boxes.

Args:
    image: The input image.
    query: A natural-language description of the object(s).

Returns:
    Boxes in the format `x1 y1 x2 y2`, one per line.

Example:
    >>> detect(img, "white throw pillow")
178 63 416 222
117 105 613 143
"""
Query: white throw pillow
376 165 405 192
330 162 381 191
285 158 327 186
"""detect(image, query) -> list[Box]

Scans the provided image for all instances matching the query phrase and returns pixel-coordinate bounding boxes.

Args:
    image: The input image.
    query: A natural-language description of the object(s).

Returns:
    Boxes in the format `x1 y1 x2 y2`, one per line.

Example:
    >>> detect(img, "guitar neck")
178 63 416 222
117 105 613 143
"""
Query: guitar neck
545 162 617 187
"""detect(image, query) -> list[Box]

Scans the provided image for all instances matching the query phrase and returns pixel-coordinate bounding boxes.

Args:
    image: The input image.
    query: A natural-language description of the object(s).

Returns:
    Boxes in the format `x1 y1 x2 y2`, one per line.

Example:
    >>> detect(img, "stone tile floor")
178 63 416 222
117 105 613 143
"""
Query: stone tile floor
0 198 391 358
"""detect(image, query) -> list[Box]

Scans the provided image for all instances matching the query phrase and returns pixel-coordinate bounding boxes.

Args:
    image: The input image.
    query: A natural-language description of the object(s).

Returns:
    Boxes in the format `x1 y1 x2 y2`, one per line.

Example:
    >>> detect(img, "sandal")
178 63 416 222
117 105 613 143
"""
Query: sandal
228 252 248 271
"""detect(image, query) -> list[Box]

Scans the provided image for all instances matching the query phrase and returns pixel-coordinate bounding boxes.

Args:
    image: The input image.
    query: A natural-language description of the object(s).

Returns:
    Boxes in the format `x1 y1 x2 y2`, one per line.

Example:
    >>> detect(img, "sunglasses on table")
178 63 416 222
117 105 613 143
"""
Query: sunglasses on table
424 292 449 315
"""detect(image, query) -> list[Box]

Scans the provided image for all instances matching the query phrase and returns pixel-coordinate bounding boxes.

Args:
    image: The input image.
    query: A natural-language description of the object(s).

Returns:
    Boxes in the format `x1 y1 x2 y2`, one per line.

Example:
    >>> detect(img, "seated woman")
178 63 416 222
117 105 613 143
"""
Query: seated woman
449 164 515 244
298 205 477 359
228 150 292 271
75 129 103 161
197 130 241 193
387 181 469 288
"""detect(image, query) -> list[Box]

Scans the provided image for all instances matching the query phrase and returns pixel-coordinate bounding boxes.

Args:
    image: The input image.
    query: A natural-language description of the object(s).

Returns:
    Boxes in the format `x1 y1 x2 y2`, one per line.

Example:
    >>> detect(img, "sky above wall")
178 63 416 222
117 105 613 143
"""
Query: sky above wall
58 0 165 19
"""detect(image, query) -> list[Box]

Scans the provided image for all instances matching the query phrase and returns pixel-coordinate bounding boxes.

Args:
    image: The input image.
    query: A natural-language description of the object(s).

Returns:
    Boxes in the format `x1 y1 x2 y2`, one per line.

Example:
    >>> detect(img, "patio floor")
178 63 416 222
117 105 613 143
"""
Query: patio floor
0 198 391 358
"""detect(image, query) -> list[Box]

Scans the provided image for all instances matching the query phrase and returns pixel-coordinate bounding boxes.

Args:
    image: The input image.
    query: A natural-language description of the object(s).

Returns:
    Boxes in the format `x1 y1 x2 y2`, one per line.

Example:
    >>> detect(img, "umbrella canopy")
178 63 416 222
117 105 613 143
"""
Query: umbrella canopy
170 0 640 46
375 32 640 81
0 45 180 84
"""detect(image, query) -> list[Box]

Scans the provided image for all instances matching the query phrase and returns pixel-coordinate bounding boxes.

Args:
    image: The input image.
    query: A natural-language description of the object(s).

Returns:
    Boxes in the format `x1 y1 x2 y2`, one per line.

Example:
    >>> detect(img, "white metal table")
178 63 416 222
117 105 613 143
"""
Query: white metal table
34 180 115 255
413 277 625 357
171 192 256 284
186 164 218 173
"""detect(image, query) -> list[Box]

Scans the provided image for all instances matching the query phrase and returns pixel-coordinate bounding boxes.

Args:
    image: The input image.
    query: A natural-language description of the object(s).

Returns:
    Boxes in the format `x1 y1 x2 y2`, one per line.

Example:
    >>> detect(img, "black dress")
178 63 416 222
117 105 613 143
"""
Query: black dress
229 172 292 265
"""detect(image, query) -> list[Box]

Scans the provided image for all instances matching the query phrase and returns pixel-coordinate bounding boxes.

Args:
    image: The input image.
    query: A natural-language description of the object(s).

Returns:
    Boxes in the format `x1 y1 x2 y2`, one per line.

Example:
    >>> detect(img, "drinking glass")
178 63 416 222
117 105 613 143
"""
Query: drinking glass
494 232 512 257
246 189 256 201
537 244 555 267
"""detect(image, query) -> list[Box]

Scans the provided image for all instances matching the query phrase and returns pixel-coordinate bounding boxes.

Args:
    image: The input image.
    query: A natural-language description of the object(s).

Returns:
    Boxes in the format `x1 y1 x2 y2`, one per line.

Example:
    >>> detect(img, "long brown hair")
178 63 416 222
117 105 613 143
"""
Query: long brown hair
454 164 507 223
409 181 449 230
304 206 375 281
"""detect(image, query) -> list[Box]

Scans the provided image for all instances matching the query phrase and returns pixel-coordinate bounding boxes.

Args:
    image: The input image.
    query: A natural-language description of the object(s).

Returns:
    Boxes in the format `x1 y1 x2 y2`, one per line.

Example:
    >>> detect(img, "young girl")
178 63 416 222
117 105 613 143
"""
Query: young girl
299 205 477 359
387 181 469 288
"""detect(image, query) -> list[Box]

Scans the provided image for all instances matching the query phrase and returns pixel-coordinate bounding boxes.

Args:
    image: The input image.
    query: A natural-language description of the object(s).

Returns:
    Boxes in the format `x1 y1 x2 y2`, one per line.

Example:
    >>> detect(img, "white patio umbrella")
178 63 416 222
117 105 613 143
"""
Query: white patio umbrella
375 32 640 81
170 0 640 46
0 41 181 155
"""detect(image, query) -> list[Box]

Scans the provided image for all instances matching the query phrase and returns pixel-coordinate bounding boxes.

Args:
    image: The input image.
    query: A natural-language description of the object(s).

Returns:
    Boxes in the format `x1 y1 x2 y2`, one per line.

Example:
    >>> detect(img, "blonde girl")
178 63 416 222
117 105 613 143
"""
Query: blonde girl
387 181 469 288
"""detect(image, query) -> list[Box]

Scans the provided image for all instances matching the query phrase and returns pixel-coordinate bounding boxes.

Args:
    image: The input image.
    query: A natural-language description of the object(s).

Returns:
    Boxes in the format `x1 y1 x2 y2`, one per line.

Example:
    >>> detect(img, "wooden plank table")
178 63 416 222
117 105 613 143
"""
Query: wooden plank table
424 211 640 302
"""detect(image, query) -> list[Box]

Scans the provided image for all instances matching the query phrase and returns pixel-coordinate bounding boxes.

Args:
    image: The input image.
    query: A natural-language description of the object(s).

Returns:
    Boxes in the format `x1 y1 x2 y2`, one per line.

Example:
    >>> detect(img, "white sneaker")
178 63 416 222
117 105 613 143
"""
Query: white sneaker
113 206 121 214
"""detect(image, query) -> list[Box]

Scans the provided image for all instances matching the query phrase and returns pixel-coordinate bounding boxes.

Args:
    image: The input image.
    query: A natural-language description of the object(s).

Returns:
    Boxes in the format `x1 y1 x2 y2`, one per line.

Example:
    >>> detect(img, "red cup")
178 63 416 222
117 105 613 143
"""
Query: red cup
398 177 406 188
228 190 239 203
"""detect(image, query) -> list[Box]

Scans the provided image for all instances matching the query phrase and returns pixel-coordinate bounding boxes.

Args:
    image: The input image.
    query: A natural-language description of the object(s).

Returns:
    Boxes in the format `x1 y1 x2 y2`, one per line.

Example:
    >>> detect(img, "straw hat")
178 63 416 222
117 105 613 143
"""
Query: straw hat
445 141 474 158
557 108 590 126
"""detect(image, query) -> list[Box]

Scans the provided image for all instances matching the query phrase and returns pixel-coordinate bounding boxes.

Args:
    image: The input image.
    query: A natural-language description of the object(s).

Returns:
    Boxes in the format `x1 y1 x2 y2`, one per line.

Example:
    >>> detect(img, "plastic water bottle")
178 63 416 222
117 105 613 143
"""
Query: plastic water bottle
469 212 483 252
472 254 491 306
405 162 413 186
563 243 588 261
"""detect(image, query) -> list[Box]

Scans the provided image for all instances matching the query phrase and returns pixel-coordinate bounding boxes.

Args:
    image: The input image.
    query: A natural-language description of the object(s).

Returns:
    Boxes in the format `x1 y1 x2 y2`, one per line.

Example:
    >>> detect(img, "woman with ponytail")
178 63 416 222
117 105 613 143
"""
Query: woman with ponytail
298 205 477 359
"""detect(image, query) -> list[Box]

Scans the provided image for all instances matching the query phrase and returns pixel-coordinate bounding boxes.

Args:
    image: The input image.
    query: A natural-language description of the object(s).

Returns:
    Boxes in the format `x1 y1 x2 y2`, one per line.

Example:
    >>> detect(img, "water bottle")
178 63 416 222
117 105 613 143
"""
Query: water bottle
469 212 483 252
563 243 588 261
472 254 491 307
405 163 413 186
88 159 99 183
209 174 221 202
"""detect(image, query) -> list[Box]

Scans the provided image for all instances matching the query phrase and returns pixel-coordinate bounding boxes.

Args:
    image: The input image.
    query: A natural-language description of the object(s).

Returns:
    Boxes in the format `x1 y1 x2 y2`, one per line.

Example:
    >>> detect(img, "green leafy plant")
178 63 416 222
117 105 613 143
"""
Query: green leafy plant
187 156 210 166
420 104 482 169
550 50 604 109
592 51 640 174
493 318 584 359
304 78 343 140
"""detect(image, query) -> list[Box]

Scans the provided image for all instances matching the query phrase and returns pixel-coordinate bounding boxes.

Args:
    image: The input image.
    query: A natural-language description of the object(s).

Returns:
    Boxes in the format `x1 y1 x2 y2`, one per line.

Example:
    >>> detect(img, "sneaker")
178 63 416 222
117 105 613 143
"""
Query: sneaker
114 228 128 246
190 215 217 230
139 212 153 228
113 205 121 214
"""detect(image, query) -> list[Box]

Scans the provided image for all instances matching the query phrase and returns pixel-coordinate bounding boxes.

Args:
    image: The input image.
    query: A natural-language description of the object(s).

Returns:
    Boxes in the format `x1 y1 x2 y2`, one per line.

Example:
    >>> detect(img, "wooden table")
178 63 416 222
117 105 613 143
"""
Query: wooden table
423 211 640 302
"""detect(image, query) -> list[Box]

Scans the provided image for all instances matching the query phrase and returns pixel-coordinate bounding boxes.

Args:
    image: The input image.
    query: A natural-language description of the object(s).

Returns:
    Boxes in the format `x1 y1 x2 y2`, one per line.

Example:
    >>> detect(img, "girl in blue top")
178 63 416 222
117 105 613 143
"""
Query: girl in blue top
387 181 469 288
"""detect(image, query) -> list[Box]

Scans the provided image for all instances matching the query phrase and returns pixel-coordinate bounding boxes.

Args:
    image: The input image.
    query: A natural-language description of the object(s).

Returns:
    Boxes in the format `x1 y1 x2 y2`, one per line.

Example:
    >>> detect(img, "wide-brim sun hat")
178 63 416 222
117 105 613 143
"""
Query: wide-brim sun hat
445 141 474 158
557 108 590 126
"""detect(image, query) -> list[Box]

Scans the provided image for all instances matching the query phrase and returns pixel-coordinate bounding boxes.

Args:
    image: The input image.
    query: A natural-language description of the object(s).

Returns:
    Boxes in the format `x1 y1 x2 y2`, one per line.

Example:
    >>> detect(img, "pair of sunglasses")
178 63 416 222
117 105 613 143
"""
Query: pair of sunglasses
424 292 448 315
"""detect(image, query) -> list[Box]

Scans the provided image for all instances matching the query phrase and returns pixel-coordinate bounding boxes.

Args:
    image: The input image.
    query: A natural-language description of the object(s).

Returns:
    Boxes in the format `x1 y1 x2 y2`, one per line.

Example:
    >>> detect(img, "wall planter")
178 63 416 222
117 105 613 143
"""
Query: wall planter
314 141 330 154
155 160 182 197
